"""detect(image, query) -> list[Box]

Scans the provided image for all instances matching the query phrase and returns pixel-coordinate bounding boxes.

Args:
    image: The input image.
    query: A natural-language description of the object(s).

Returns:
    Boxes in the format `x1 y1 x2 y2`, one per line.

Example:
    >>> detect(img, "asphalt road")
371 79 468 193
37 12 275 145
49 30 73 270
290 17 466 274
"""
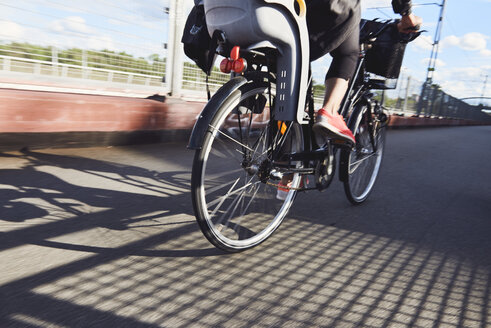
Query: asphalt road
1 126 490 327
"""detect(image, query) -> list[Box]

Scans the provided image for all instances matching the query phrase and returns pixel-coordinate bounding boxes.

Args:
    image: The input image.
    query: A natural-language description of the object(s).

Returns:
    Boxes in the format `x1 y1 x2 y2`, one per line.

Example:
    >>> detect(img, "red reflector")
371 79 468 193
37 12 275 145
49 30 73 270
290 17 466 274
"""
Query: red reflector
230 46 240 61
220 58 232 73
233 58 247 73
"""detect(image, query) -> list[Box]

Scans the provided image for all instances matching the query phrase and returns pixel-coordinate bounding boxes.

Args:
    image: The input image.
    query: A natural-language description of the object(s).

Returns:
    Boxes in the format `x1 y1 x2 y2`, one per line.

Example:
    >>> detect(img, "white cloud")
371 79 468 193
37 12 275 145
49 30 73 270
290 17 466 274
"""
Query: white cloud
1 0 167 57
0 21 26 40
441 33 489 52
50 16 92 34
44 16 118 51
439 80 480 99
441 35 460 48
410 34 433 51
421 58 446 67
459 33 488 51
107 18 126 27
437 66 488 81
480 49 491 57
361 0 392 11
432 65 491 98
86 35 116 51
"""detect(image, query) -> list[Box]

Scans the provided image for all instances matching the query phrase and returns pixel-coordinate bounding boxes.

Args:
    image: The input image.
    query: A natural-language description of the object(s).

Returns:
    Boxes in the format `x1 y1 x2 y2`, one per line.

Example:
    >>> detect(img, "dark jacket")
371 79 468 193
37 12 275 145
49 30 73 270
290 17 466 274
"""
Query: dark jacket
307 0 412 61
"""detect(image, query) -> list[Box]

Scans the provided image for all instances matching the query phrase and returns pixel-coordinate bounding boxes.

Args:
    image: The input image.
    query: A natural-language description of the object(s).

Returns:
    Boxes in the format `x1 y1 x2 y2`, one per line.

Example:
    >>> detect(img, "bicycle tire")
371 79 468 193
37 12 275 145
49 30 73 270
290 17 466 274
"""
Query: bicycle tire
191 80 304 252
340 103 386 204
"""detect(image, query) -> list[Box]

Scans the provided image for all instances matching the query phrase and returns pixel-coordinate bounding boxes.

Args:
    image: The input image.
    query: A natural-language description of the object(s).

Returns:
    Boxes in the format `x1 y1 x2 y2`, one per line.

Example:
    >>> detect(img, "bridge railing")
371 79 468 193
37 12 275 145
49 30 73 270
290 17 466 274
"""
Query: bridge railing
1 45 489 123
180 64 326 106
1 55 164 86
380 74 491 123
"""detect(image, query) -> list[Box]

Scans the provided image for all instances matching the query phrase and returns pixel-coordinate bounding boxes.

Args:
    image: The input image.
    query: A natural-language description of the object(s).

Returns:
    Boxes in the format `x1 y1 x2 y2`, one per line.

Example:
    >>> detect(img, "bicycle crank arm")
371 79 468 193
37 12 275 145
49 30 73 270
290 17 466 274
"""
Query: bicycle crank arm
284 148 331 161
270 164 315 175
331 140 355 150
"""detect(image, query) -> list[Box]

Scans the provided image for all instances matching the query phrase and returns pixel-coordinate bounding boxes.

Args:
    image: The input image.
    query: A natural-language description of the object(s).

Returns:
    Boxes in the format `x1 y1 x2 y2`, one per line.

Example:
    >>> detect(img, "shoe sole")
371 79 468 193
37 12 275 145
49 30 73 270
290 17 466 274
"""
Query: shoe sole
313 121 355 145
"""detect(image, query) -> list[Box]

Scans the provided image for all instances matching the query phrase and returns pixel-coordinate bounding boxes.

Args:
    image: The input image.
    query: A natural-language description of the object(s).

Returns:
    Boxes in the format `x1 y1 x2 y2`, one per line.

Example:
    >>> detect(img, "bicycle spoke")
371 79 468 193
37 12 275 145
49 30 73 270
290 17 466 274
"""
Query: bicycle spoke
209 141 240 160
208 179 254 209
343 107 386 204
215 176 258 231
209 177 241 217
255 127 287 159
251 121 267 152
209 124 254 152
234 182 262 237
349 152 377 174
193 83 303 250
206 172 243 194
219 186 247 228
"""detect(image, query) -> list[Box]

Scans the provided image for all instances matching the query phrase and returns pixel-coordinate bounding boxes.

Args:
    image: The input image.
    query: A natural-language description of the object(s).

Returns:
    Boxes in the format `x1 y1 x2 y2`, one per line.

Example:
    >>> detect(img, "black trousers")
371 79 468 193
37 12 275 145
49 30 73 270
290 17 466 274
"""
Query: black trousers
306 0 361 82
325 25 359 81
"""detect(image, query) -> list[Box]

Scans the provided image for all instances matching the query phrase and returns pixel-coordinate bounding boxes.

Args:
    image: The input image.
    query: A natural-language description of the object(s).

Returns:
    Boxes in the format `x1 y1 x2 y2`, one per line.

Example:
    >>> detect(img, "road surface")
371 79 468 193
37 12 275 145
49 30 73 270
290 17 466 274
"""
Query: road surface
1 126 490 327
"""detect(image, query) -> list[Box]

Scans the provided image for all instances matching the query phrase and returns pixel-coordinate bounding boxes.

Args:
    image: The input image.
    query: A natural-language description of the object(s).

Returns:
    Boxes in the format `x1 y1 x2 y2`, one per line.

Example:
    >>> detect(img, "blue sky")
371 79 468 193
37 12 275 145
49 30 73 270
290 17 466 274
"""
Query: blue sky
1 0 490 102
315 0 491 102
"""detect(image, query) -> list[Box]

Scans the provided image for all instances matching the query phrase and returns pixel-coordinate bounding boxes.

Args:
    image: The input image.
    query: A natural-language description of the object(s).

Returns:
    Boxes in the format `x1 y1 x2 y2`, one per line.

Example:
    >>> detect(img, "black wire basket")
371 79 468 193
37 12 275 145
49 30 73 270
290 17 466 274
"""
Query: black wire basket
361 20 408 79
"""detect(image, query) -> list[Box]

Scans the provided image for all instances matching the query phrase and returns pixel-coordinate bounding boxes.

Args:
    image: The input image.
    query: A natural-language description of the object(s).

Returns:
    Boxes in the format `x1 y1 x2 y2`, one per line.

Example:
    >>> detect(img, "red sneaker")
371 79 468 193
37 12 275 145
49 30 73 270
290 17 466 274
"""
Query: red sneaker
313 108 355 145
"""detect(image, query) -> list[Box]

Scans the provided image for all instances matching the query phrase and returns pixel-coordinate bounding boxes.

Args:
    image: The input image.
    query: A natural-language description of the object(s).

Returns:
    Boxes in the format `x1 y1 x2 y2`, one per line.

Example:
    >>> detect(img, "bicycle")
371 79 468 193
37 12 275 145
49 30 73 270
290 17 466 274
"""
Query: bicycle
187 0 420 252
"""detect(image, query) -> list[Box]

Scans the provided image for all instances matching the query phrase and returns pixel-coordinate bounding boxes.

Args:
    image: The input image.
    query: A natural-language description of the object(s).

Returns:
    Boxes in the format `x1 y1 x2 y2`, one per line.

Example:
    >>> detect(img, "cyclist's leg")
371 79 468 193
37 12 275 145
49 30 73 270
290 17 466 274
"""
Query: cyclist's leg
313 27 359 144
323 25 360 114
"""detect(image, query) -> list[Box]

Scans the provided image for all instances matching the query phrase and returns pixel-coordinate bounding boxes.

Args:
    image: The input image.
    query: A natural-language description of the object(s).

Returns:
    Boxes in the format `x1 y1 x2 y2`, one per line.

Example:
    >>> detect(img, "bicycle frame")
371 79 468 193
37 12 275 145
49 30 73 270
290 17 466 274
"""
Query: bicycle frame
271 46 385 190
189 12 406 250
191 8 394 187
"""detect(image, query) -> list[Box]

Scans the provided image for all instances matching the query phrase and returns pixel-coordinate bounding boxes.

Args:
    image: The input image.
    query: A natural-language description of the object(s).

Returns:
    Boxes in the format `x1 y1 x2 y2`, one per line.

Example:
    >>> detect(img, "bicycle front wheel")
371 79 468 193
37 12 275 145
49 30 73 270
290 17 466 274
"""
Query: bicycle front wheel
341 104 386 204
191 82 304 252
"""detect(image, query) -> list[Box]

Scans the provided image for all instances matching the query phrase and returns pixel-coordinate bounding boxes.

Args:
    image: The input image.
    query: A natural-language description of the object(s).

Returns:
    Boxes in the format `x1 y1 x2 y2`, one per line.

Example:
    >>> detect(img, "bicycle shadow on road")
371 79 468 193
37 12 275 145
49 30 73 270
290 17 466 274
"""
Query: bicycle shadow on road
0 148 222 255
0 148 229 326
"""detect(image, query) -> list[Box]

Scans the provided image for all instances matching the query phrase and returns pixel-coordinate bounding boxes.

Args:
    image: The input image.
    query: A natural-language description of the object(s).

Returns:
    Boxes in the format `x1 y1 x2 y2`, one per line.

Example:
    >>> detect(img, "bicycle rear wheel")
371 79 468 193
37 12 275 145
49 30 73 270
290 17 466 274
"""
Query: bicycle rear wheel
191 81 304 252
341 103 386 204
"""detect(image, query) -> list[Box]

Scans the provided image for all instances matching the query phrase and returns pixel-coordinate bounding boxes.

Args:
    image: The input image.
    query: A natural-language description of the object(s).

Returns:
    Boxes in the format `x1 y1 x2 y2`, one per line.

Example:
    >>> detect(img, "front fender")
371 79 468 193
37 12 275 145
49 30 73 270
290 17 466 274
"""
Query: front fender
187 76 248 150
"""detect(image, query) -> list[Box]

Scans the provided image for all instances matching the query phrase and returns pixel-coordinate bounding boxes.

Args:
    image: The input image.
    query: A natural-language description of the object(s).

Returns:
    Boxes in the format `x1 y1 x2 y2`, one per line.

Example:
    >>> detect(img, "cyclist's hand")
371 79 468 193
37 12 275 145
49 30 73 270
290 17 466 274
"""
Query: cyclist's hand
398 13 422 33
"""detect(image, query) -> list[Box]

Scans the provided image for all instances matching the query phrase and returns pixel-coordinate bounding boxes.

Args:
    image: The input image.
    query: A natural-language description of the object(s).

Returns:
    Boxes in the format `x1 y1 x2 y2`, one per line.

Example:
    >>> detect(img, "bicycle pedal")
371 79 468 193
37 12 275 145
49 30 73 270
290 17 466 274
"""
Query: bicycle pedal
331 139 354 149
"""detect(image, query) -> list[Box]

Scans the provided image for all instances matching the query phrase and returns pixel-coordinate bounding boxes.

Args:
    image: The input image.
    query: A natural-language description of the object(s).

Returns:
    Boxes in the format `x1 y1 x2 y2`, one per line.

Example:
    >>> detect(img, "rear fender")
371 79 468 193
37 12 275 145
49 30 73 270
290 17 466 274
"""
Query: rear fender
187 76 248 150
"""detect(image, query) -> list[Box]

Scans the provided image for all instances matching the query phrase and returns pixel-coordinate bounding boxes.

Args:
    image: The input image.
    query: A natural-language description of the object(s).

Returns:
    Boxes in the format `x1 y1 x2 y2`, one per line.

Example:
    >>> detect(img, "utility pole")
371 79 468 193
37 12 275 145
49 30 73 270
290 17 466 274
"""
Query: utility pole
403 75 411 114
481 75 488 99
425 0 446 84
418 0 446 115
166 0 185 97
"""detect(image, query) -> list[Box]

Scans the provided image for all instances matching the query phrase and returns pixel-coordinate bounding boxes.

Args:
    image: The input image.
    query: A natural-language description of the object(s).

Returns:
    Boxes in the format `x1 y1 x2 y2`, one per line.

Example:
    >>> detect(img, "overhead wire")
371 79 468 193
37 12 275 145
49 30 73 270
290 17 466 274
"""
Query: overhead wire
31 0 167 31
0 19 163 54
0 2 161 43
96 0 166 20
366 2 442 10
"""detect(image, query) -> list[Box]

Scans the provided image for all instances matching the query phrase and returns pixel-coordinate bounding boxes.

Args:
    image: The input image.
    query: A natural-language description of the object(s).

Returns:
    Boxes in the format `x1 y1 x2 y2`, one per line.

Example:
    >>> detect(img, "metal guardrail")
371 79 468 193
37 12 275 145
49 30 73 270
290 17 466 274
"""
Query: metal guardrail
1 53 489 123
181 65 229 94
1 51 238 97
1 55 164 87
181 64 325 106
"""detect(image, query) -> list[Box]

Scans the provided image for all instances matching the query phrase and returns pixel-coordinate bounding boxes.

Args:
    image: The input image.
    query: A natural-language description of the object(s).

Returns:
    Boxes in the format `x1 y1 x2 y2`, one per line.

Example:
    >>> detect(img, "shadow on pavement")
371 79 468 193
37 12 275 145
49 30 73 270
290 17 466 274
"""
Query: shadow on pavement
0 149 224 327
0 135 490 327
